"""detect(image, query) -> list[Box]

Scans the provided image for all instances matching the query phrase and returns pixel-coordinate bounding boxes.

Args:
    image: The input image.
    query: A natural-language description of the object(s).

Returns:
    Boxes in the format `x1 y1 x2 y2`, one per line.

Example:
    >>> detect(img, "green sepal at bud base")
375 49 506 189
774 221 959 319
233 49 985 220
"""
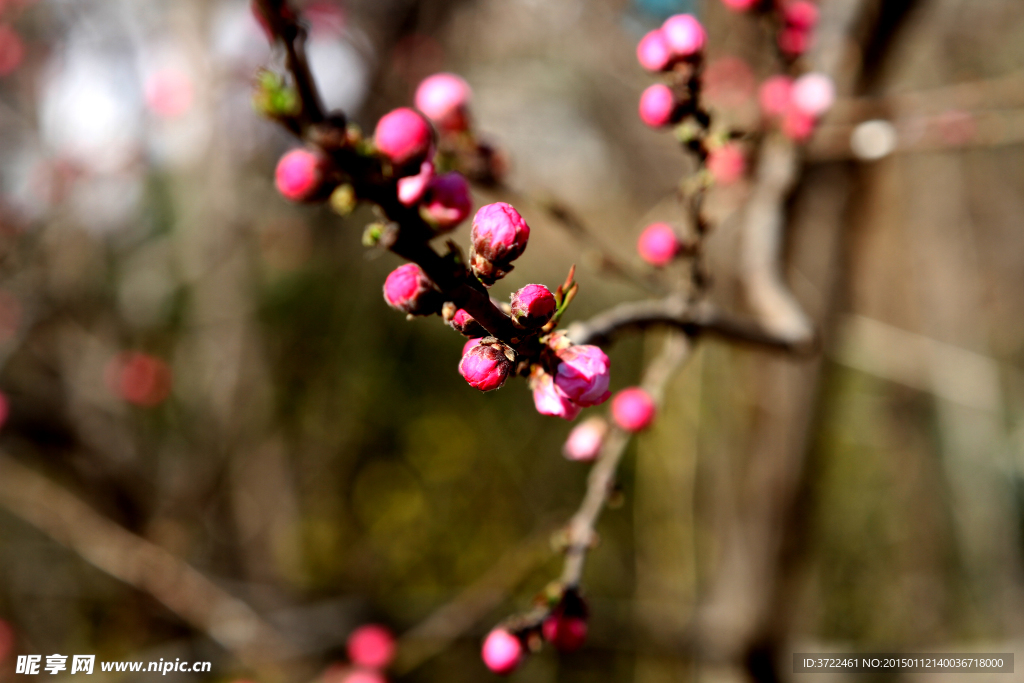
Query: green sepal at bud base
330 184 357 216
252 70 300 118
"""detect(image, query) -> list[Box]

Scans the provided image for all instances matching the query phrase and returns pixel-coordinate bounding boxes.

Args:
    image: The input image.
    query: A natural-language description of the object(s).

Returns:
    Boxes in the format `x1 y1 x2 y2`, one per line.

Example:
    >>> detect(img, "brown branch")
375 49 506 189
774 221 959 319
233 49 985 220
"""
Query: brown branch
0 453 295 668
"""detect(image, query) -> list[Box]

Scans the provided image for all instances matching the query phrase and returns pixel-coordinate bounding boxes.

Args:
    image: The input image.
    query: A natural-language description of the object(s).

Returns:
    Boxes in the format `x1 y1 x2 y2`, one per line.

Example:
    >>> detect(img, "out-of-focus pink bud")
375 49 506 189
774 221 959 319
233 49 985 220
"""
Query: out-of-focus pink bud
275 148 328 202
563 417 608 462
0 25 25 77
398 160 435 206
481 629 523 675
419 172 472 230
611 387 656 432
105 352 173 407
449 309 487 337
531 367 581 421
759 76 793 118
639 84 677 128
347 624 396 669
778 27 811 57
339 670 386 683
781 108 816 141
374 107 433 166
510 284 556 329
542 615 588 653
636 222 680 267
707 143 746 185
554 345 611 408
791 72 835 117
721 0 759 11
469 203 531 286
144 68 194 119
661 14 706 58
415 73 471 131
459 340 514 392
383 263 438 316
636 29 672 72
783 0 819 30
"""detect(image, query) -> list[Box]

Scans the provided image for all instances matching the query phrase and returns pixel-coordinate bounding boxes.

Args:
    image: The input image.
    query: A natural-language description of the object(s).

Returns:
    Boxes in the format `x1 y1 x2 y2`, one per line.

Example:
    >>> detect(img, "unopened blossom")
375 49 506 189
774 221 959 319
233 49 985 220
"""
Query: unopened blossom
459 339 514 392
783 0 820 30
661 14 706 58
481 629 522 675
639 84 677 128
611 387 656 432
636 29 672 72
531 367 581 421
415 73 471 131
778 27 812 56
542 614 588 653
397 160 434 206
374 107 432 166
791 73 835 117
758 76 793 118
554 345 611 407
510 284 556 329
449 309 487 337
383 263 437 315
781 108 816 141
637 222 680 267
275 148 328 202
469 202 531 285
419 172 472 230
346 624 396 669
721 0 758 10
563 417 608 462
105 352 173 407
707 144 746 185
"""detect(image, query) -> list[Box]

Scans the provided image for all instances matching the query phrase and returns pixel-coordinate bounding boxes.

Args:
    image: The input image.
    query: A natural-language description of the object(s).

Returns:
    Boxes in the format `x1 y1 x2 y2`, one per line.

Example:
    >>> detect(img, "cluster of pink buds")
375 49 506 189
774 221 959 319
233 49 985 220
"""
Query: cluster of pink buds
759 71 835 141
469 202 531 286
481 591 589 675
323 624 396 683
636 14 706 129
778 0 820 57
531 341 611 421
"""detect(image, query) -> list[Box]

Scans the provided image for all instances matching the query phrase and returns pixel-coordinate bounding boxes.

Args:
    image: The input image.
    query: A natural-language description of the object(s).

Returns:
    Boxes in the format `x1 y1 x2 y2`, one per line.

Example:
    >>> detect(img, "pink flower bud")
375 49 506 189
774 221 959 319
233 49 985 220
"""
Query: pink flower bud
783 0 819 30
459 340 514 392
639 84 677 128
339 671 386 683
563 417 607 462
415 73 471 131
510 284 556 329
463 337 483 356
450 309 487 337
470 203 531 286
611 387 656 432
531 368 581 421
397 160 434 206
777 27 811 57
144 68 194 119
661 14 706 58
419 172 472 230
105 352 173 407
636 29 672 72
791 72 835 117
542 615 588 653
383 263 438 315
707 144 746 185
781 107 816 141
554 345 611 407
347 624 396 669
636 222 680 267
275 148 327 202
758 76 793 118
481 629 522 675
374 107 433 166
721 0 759 11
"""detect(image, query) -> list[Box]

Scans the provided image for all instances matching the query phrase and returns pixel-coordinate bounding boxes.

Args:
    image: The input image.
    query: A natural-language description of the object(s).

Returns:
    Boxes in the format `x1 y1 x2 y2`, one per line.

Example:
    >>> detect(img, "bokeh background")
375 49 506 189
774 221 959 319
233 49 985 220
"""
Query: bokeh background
1 0 1024 681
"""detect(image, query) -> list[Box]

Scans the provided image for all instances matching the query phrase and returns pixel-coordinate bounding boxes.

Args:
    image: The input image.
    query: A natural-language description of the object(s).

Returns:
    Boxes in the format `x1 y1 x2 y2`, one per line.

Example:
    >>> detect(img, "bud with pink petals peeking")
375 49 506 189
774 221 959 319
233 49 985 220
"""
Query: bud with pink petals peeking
463 337 483 356
563 417 608 462
612 387 656 432
639 84 678 128
542 615 588 653
469 202 531 286
481 629 523 675
637 222 681 267
721 0 759 10
459 338 514 392
448 309 488 337
398 160 434 206
778 27 812 57
419 172 472 231
275 148 330 202
783 0 819 30
347 624 396 669
707 143 746 185
415 73 471 131
510 284 556 329
759 76 793 118
383 263 439 316
531 367 581 421
554 345 611 407
661 14 706 58
636 29 672 72
791 72 835 117
374 107 433 167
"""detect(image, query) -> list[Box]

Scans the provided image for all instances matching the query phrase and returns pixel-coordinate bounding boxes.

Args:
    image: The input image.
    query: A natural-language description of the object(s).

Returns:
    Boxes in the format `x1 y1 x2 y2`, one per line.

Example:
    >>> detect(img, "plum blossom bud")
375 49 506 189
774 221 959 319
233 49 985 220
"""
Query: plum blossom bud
707 143 746 185
721 0 758 10
481 629 522 675
510 284 556 329
463 337 483 356
469 203 531 286
759 76 793 118
563 417 608 462
661 14 706 58
397 160 434 206
791 73 835 117
554 345 611 407
275 148 329 202
636 29 672 72
415 73 471 131
419 172 472 231
639 84 677 128
778 27 811 56
783 0 819 30
448 309 488 337
781 108 816 141
637 222 680 267
374 107 433 166
531 367 581 421
542 615 588 653
347 624 396 669
612 387 656 432
459 339 514 392
383 263 438 316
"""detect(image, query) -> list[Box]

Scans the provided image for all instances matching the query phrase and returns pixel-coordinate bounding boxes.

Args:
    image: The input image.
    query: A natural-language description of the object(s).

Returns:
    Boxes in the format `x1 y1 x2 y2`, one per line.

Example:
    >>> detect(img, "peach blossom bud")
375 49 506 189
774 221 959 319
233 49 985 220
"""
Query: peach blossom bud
542 614 588 653
636 222 680 267
777 27 811 56
721 0 759 10
449 309 487 337
554 345 611 407
459 340 514 392
783 0 819 30
463 337 483 356
419 172 472 230
346 624 396 669
707 143 746 185
661 14 706 58
563 417 607 462
758 76 793 118
275 148 328 202
104 352 173 407
383 263 438 316
482 629 522 675
612 387 656 431
791 72 835 117
531 367 581 421
470 202 530 286
397 160 434 206
510 284 556 329
374 107 433 166
636 29 672 72
639 84 677 128
781 108 816 141
415 72 471 131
